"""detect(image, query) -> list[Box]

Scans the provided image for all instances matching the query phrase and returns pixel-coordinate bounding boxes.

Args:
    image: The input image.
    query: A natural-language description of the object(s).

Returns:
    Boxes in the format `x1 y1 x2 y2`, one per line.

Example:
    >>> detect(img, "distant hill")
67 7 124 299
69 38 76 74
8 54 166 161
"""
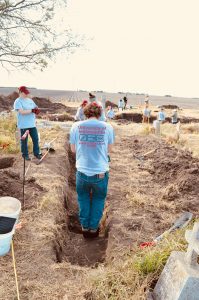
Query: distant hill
0 87 198 108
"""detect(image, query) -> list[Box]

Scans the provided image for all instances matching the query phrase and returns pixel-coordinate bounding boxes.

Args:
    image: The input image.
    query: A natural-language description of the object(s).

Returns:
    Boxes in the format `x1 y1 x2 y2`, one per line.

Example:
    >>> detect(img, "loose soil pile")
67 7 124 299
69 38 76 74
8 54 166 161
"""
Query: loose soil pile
114 112 199 124
0 168 44 209
0 92 75 116
161 104 179 109
0 156 15 169
105 130 199 259
0 92 19 111
105 100 118 108
114 112 157 123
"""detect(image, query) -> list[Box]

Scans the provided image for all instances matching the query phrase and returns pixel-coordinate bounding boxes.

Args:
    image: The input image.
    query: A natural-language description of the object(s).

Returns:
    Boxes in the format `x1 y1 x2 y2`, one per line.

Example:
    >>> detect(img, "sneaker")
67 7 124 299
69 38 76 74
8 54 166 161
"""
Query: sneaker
81 227 89 233
88 228 100 238
82 227 91 239
34 153 42 159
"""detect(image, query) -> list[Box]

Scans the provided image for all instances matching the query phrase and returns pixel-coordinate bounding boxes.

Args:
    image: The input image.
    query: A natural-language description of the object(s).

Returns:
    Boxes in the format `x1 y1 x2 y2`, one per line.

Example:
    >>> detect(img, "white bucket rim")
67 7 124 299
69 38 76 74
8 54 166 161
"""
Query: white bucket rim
0 196 21 215
0 228 15 238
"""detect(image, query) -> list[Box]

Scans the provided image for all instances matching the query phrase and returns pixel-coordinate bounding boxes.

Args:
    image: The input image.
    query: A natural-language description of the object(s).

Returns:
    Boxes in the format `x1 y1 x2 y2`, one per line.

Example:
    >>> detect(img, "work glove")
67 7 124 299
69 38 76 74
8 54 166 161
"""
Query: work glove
32 107 40 115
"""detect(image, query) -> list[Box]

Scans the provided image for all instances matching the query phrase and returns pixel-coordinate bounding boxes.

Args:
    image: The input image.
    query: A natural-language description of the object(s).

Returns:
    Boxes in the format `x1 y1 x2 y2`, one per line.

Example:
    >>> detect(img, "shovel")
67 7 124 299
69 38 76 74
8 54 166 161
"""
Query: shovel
37 137 57 165
140 211 193 248
133 148 157 165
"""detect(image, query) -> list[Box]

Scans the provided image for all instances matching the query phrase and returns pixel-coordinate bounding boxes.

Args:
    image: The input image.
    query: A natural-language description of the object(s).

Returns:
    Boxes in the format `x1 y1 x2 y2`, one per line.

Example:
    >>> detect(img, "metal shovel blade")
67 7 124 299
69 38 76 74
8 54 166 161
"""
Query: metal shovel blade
155 211 193 242
172 211 193 229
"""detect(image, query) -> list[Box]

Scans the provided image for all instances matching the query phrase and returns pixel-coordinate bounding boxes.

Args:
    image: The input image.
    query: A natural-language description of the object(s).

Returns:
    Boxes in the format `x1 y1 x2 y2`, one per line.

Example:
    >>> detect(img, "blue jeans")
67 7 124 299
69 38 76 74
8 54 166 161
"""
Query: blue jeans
76 171 109 230
20 127 40 158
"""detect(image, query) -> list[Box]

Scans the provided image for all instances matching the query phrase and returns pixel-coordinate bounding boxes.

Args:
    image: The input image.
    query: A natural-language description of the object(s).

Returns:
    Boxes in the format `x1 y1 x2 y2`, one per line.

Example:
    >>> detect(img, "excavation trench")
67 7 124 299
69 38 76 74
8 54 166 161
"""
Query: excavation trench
54 143 110 267
114 112 199 124
0 156 15 169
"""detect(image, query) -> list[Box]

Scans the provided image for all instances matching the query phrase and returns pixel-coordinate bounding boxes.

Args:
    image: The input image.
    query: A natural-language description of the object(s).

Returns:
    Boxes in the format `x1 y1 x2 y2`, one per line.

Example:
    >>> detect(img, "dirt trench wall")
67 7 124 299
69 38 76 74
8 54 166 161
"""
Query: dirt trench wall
0 139 76 299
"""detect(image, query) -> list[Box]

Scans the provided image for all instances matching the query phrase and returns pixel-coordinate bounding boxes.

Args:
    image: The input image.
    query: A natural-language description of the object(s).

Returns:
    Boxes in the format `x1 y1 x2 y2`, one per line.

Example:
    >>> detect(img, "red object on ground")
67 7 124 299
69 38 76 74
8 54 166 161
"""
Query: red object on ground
21 130 29 140
140 241 156 249
0 143 10 149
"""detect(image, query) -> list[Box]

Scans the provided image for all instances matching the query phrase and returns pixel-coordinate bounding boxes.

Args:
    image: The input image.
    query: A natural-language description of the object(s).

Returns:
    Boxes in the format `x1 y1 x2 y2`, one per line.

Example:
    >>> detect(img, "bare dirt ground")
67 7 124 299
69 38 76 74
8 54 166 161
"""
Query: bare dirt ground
0 112 199 299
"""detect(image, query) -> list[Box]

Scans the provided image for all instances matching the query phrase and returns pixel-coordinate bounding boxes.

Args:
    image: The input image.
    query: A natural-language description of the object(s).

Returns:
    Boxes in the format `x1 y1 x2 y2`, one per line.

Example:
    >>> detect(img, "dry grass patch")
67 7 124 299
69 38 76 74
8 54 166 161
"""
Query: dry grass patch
89 230 188 300
126 191 148 207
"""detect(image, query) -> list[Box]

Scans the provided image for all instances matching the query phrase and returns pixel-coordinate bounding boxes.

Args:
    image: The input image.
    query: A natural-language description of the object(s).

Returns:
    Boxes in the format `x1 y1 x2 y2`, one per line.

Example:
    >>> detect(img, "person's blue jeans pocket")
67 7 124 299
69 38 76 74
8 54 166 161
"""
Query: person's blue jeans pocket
76 172 109 230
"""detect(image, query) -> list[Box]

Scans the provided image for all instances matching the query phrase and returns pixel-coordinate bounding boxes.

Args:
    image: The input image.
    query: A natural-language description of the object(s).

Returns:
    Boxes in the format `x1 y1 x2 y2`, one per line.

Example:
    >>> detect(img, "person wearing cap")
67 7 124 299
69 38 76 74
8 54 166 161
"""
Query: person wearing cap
13 86 42 161
89 93 96 103
171 109 178 124
75 100 88 121
70 102 115 238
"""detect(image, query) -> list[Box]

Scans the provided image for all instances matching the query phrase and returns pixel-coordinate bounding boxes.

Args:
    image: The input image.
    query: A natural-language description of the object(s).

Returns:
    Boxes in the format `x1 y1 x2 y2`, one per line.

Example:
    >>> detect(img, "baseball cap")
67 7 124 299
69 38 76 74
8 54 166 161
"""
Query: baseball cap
89 93 95 99
18 86 30 95
82 100 88 106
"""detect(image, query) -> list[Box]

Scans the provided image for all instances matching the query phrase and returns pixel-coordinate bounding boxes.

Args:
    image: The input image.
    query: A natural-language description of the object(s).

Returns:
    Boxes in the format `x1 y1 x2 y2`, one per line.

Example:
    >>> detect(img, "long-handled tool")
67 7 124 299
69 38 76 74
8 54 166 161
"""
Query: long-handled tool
140 211 193 248
133 148 157 165
21 130 29 209
37 137 57 165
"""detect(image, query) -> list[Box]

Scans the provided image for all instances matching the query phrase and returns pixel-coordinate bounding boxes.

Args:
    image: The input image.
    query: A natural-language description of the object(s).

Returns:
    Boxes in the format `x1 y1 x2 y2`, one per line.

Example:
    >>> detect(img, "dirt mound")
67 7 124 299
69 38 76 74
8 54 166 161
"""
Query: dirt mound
115 112 157 123
161 104 179 109
0 169 44 208
0 92 19 111
105 100 118 108
180 116 199 123
114 112 199 124
0 92 74 115
0 156 15 169
32 96 69 114
129 136 199 208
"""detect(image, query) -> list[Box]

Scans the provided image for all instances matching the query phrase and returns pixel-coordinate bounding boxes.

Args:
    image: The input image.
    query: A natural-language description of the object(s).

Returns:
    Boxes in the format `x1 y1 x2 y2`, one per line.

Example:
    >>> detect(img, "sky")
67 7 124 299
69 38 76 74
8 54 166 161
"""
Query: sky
1 0 199 98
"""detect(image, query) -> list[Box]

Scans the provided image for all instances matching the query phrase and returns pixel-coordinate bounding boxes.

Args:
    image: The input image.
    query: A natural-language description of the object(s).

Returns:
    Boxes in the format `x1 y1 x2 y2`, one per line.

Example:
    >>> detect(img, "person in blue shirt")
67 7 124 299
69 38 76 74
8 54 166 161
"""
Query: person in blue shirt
14 86 42 161
75 100 88 121
70 102 115 238
157 108 166 122
107 106 115 119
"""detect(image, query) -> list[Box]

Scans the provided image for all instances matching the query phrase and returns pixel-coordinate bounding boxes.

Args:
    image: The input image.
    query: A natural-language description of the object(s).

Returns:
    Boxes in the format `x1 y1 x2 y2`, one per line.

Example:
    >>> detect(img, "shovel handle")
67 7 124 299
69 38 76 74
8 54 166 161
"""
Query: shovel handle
37 150 49 165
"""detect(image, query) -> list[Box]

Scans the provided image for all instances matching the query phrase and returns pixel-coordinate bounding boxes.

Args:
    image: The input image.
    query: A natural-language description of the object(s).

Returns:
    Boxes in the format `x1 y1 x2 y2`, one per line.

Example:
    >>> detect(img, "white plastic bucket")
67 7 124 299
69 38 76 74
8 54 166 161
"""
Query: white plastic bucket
0 197 21 220
0 228 15 256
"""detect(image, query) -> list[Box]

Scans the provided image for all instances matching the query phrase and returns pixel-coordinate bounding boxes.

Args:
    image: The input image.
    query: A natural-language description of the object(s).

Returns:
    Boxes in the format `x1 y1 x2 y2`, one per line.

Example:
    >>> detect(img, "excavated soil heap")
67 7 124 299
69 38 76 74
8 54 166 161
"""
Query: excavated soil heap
0 92 19 111
115 112 156 123
114 112 199 124
128 136 199 211
0 92 75 116
161 104 179 109
0 157 15 169
180 116 199 123
105 100 118 108
0 169 44 208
